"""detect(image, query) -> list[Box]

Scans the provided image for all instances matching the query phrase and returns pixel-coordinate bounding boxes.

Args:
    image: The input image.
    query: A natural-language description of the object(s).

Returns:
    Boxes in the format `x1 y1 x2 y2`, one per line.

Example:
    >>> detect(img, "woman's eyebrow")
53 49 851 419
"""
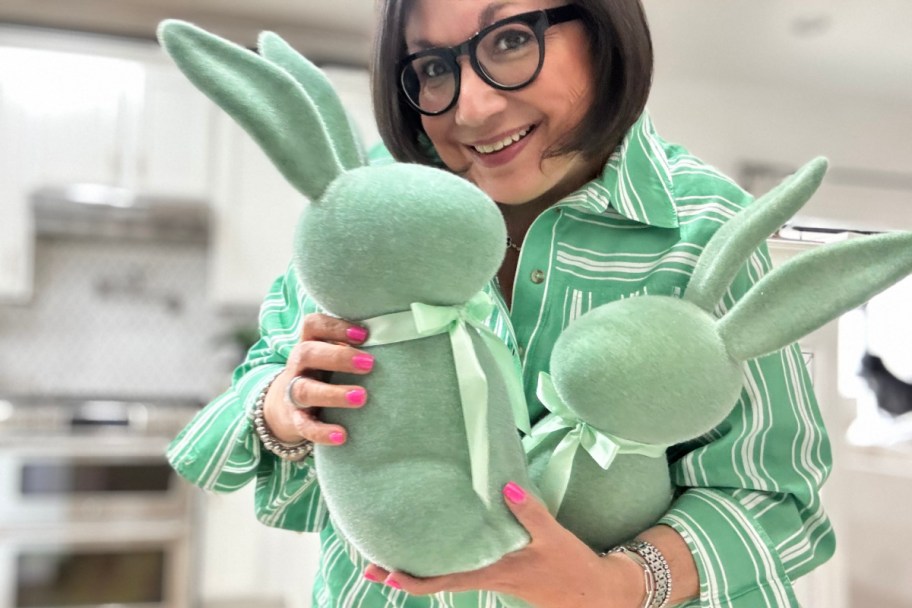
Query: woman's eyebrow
479 2 516 28
406 2 517 50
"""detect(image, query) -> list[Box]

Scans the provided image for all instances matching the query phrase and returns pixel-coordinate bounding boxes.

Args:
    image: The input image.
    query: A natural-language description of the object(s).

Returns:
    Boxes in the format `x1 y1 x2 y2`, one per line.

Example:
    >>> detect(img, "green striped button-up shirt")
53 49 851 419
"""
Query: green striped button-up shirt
168 113 834 607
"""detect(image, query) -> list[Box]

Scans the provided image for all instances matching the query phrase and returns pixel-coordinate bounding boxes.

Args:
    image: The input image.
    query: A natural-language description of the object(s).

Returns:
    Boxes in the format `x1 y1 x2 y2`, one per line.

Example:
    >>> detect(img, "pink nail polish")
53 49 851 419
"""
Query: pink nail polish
385 576 402 590
353 354 374 371
329 431 345 445
503 482 526 504
347 326 368 342
363 570 382 583
346 388 367 406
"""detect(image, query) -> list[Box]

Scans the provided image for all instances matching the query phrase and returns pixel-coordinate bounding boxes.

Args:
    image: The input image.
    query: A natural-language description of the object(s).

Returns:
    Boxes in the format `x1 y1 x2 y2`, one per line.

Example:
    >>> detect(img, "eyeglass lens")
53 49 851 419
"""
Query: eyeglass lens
402 19 543 114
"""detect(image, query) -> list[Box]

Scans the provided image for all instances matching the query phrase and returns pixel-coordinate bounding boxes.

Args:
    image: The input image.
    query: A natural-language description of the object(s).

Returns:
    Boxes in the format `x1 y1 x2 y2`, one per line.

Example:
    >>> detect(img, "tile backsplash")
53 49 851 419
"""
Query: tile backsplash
0 236 258 401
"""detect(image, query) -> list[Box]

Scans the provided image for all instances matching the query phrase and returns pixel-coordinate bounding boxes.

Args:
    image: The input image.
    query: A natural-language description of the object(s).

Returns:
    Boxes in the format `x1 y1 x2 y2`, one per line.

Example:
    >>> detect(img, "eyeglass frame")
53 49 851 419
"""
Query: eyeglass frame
397 4 584 116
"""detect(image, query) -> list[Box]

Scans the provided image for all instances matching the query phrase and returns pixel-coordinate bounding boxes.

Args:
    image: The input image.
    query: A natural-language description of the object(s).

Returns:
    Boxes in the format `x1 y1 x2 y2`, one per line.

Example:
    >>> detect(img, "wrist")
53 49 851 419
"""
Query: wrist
602 552 650 608
253 372 313 460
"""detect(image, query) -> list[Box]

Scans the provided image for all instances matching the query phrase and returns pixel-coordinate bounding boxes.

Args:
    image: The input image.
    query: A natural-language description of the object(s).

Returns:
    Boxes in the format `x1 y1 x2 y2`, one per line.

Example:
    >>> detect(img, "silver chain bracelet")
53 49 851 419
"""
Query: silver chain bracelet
606 539 672 608
252 373 314 462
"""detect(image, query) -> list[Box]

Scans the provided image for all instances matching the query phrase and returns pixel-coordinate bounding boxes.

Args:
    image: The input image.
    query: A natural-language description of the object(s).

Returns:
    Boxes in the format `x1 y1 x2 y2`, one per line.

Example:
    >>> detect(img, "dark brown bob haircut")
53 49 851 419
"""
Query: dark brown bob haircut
371 0 654 167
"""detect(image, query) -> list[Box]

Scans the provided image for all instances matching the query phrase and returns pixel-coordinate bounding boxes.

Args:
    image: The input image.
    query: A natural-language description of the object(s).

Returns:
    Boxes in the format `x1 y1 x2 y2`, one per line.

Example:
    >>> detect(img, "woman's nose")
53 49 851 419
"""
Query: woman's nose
453 59 508 127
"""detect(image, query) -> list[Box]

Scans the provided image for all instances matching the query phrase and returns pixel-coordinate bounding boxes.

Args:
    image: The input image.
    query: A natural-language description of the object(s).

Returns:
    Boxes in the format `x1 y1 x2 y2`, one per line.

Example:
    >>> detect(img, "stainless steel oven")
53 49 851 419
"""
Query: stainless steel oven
0 397 199 608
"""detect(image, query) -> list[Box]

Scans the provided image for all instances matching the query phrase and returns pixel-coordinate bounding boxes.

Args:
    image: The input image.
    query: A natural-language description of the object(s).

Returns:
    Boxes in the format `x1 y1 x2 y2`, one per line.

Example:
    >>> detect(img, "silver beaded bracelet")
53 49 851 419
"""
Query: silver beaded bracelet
607 539 672 608
252 373 314 462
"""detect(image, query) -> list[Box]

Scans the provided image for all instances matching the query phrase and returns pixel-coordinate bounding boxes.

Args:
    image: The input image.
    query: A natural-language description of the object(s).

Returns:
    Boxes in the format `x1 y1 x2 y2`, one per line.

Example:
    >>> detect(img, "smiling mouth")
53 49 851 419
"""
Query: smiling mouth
471 126 534 155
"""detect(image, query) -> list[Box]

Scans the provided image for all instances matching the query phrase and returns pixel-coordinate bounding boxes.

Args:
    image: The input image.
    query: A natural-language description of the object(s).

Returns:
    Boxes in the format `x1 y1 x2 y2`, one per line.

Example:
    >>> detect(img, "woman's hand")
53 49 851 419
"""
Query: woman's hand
263 313 373 445
363 483 647 608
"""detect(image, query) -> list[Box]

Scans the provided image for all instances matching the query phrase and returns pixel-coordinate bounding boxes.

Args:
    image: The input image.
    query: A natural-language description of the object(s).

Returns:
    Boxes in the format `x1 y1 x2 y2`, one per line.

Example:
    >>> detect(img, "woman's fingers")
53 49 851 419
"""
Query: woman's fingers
262 313 373 445
501 482 552 537
300 312 368 345
287 340 375 377
289 408 349 446
285 375 368 409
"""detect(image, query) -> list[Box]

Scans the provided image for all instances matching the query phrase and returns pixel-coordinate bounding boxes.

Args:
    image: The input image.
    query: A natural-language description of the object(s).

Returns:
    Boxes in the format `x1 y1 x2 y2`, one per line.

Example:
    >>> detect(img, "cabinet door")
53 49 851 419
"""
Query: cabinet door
138 63 215 198
208 114 302 308
23 49 143 187
0 68 34 302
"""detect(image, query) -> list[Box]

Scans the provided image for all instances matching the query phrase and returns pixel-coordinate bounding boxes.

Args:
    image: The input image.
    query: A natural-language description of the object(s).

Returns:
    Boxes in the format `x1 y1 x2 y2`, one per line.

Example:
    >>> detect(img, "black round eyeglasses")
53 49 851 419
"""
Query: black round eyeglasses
398 4 583 116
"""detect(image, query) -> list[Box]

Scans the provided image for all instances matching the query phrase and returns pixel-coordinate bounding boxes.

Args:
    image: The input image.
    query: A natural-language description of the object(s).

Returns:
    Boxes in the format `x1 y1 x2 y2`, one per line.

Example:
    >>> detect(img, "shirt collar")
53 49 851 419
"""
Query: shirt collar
559 111 679 229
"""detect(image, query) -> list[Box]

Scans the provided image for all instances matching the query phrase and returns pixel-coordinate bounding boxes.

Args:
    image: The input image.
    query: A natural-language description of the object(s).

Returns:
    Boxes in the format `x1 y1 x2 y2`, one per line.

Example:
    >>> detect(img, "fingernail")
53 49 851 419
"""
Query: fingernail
384 576 402 590
329 431 346 445
346 388 367 406
503 482 526 504
363 570 382 583
353 354 374 371
347 326 368 343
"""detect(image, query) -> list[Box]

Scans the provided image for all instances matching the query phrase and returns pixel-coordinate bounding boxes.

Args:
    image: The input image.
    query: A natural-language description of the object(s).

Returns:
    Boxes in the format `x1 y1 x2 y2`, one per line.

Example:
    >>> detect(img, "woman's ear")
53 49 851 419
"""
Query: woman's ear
718 231 912 362
157 20 345 201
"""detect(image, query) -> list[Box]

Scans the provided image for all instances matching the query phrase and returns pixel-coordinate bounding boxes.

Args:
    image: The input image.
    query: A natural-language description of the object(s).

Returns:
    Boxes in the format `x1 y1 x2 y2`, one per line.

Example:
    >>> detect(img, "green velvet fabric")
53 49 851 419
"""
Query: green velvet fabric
529 158 912 551
158 20 532 577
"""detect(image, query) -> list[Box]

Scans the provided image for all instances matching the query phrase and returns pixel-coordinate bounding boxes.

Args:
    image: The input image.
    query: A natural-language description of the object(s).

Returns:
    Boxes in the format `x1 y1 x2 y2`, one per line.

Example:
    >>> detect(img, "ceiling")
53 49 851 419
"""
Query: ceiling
1 0 910 100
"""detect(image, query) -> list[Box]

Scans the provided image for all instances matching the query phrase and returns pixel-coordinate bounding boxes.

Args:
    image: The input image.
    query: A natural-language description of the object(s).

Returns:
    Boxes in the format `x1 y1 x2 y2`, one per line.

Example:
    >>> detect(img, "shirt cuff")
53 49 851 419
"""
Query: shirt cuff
659 488 799 608
168 363 284 491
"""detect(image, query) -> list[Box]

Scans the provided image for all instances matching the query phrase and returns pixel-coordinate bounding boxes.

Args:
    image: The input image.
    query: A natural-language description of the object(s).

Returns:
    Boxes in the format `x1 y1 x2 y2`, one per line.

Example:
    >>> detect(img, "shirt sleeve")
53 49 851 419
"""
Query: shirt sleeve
660 242 836 607
167 264 330 532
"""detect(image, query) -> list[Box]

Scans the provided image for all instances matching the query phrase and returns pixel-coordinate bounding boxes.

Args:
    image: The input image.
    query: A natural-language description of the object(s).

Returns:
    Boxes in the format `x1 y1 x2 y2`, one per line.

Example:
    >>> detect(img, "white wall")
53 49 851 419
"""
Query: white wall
648 77 912 231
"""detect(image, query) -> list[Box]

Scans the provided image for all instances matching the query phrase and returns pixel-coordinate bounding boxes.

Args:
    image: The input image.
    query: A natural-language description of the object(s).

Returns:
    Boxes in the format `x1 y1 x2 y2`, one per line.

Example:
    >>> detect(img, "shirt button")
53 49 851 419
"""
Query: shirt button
530 269 546 284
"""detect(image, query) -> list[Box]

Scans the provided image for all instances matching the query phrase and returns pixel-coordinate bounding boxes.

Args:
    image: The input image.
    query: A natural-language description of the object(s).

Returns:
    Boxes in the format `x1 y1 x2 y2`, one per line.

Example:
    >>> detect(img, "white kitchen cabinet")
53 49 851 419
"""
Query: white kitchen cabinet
207 66 377 309
138 62 216 198
23 49 144 188
0 27 216 302
20 48 214 198
0 70 34 303
207 113 302 309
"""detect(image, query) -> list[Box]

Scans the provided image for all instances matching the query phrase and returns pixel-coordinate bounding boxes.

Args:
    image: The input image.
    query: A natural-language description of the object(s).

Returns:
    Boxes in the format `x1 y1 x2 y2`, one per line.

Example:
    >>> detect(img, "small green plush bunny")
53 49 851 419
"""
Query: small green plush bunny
157 21 534 577
525 157 912 550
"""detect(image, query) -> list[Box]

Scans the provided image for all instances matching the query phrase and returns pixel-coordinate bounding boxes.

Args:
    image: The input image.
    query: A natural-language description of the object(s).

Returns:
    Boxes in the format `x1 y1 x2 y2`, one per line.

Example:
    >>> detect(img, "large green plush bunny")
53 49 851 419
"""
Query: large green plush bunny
157 21 535 578
525 157 912 550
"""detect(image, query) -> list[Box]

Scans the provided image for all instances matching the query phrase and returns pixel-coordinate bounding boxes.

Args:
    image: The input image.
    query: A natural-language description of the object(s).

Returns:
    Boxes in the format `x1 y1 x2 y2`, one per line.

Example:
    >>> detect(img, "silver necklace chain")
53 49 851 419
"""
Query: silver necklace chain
506 237 522 253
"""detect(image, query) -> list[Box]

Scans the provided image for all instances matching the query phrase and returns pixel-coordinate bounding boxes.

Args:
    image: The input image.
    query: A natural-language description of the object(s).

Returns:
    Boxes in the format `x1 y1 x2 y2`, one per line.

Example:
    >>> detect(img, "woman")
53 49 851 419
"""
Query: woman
168 1 835 606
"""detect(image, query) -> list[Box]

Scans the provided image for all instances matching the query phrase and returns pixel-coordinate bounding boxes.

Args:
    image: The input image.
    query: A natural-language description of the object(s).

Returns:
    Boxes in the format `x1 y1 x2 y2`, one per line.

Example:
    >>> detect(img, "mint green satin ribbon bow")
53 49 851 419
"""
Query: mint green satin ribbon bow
361 291 530 505
524 372 667 515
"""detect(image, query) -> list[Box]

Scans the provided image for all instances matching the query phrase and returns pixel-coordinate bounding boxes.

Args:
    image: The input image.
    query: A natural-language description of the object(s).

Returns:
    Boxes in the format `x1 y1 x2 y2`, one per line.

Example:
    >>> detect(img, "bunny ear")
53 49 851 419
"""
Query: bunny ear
258 32 366 169
157 20 344 200
719 231 912 362
683 157 829 312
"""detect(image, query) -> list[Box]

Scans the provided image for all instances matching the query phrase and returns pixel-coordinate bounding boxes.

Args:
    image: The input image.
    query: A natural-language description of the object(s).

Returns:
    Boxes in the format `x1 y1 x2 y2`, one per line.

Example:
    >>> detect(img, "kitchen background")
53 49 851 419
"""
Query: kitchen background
0 1 910 607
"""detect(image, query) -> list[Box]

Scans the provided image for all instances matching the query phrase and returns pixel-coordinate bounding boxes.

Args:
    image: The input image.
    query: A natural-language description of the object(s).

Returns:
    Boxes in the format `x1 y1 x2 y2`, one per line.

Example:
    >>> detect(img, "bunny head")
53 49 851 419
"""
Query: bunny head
548 157 912 446
157 21 506 320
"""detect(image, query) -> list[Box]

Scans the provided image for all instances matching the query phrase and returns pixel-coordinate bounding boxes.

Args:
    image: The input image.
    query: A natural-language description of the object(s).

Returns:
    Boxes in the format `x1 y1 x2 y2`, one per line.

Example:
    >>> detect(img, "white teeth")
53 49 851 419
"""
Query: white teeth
472 127 531 155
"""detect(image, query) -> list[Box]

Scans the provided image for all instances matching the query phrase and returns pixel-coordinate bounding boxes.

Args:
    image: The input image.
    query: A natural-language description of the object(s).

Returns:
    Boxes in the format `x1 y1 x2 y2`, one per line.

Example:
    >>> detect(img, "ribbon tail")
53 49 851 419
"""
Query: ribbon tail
478 330 531 434
450 321 491 506
522 413 571 453
580 427 621 471
538 428 582 515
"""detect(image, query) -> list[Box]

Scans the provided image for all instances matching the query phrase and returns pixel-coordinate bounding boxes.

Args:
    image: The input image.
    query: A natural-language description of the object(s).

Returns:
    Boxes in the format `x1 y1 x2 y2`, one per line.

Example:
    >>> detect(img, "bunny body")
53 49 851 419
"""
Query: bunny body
157 22 533 576
295 164 535 575
527 296 743 548
526 158 912 551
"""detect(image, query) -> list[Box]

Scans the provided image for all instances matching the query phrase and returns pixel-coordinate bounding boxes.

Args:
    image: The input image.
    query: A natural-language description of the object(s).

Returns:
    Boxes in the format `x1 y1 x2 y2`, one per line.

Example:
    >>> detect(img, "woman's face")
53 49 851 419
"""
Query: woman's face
404 0 600 207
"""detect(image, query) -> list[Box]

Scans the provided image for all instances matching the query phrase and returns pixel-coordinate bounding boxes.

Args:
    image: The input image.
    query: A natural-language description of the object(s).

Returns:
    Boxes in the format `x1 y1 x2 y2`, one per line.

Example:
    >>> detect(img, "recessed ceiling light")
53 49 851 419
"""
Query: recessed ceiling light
791 14 832 38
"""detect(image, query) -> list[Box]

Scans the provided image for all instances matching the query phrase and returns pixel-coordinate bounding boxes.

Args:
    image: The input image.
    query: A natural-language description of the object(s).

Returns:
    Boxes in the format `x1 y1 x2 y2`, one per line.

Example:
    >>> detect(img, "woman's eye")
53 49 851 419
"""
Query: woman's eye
421 60 451 80
492 29 533 53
